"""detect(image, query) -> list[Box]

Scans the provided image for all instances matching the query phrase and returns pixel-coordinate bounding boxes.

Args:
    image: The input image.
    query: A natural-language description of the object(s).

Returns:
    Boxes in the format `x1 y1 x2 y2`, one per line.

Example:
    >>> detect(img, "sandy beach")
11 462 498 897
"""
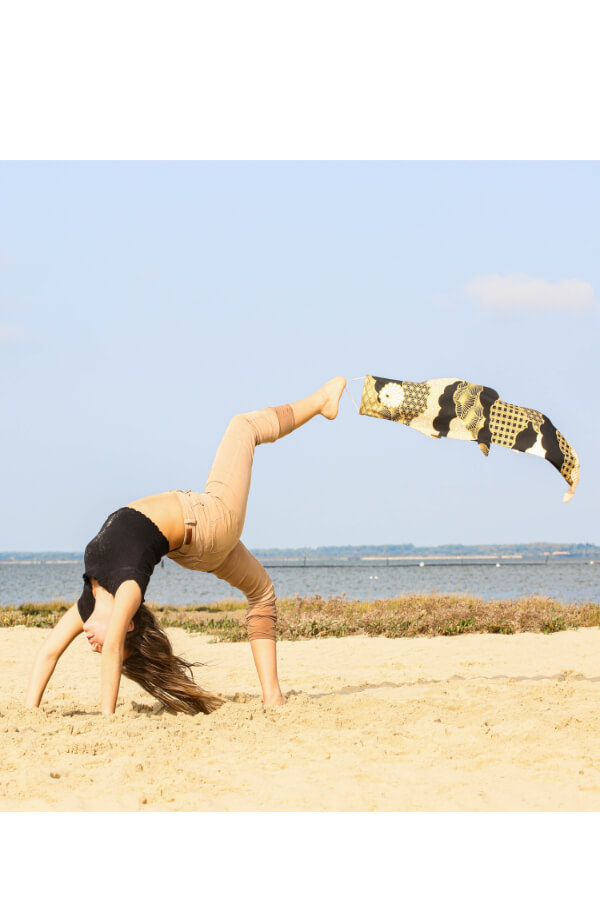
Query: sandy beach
2 625 600 811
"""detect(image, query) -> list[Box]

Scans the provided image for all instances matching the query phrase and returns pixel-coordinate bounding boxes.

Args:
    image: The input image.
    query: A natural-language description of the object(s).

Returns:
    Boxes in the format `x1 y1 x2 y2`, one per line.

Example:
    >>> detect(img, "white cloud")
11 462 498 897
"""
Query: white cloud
466 274 595 313
0 323 25 343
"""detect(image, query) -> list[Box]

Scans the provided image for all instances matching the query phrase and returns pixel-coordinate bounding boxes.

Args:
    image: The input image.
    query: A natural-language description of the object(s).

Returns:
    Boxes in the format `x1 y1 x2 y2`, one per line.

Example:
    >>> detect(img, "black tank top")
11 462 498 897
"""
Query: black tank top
77 507 169 622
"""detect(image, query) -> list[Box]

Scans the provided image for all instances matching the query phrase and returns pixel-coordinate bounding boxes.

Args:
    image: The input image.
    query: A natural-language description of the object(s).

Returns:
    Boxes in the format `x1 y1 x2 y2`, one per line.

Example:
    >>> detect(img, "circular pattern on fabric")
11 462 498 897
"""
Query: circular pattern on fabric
379 382 405 409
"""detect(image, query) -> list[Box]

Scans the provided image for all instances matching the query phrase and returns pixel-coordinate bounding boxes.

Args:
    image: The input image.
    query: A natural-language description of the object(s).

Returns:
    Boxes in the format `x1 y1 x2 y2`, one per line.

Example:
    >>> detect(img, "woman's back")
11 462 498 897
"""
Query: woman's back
127 491 185 551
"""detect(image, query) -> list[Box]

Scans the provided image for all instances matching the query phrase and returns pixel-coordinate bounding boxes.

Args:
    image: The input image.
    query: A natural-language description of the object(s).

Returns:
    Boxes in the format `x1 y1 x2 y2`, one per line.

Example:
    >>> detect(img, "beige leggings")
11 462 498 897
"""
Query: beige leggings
167 405 295 641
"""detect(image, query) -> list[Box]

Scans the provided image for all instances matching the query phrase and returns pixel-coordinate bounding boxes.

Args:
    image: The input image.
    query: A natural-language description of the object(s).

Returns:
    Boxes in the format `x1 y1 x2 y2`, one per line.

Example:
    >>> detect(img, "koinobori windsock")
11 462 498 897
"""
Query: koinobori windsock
359 375 580 502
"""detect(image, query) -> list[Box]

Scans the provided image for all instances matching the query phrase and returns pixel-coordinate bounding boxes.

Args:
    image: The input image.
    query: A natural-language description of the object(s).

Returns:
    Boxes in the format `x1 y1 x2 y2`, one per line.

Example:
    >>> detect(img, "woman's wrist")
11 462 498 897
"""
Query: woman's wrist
100 644 123 715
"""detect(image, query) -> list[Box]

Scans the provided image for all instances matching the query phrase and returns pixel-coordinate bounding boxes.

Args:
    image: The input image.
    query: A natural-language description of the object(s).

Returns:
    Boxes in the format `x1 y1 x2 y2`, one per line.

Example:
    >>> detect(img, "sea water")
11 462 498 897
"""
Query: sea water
0 556 597 607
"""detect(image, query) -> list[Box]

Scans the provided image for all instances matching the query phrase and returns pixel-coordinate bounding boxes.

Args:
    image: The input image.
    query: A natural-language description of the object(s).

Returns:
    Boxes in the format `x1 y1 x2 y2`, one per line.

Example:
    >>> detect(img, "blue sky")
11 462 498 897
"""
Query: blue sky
1 161 598 550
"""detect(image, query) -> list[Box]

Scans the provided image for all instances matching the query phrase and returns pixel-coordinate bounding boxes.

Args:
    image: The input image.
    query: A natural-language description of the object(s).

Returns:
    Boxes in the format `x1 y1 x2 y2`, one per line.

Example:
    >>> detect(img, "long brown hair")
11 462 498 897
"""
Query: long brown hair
122 606 224 714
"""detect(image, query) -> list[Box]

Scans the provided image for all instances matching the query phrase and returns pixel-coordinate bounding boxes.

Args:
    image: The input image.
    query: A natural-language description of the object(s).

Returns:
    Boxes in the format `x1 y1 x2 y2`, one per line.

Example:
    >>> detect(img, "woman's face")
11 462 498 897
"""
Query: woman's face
83 609 135 653
83 615 107 652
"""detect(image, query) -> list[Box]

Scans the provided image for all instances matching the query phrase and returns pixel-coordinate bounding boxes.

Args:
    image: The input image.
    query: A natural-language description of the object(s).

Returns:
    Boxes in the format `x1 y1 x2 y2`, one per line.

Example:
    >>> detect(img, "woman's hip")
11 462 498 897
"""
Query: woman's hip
166 489 242 571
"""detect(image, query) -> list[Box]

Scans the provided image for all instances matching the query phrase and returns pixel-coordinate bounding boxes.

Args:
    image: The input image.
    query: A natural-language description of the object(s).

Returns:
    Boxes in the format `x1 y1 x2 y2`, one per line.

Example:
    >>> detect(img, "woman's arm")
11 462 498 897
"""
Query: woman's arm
25 603 84 707
100 580 142 715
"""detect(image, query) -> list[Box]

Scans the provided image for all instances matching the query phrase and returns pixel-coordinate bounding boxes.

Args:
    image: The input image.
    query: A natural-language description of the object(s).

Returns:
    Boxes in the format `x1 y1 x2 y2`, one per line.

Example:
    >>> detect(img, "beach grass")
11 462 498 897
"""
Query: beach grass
1 593 599 640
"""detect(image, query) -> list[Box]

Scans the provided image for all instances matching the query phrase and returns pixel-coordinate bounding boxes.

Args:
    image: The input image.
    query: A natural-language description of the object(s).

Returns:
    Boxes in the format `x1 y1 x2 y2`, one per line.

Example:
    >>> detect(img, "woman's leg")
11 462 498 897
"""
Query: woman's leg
287 375 347 427
209 541 282 704
203 376 346 537
204 376 346 705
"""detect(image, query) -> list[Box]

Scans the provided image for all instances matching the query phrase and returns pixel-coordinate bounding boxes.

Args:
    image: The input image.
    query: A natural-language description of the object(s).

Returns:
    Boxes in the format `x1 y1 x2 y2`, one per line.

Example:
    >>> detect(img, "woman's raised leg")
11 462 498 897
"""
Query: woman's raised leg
203 376 346 535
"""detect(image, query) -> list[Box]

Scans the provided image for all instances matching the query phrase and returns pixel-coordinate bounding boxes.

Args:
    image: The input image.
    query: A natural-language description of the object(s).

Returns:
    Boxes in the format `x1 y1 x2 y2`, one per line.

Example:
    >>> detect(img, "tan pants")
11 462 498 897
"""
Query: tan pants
167 405 295 641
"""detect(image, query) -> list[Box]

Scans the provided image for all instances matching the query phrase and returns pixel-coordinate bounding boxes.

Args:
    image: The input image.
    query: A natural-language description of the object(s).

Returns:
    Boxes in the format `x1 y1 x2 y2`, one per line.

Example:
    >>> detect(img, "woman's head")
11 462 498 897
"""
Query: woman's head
83 614 134 653
82 579 135 653
122 605 224 715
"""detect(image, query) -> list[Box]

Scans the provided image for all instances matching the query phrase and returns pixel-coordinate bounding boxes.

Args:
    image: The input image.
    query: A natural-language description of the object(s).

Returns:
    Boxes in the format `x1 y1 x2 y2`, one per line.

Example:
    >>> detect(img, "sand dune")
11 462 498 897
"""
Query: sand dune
2 626 600 811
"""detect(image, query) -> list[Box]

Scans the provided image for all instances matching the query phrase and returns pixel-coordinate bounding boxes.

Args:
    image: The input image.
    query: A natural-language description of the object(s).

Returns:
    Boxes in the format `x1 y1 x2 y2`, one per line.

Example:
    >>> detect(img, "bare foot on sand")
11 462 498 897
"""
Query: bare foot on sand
319 376 347 420
263 692 286 707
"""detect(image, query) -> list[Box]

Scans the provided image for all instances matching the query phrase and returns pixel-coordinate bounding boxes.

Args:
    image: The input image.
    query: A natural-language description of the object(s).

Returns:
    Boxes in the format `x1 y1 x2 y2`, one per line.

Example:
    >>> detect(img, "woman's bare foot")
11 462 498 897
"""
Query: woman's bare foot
319 376 347 420
263 691 286 707
287 376 347 430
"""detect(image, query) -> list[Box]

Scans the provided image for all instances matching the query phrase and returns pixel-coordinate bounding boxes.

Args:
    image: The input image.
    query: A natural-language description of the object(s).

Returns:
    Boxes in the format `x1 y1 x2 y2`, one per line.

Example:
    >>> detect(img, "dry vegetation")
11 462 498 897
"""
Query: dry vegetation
2 592 599 639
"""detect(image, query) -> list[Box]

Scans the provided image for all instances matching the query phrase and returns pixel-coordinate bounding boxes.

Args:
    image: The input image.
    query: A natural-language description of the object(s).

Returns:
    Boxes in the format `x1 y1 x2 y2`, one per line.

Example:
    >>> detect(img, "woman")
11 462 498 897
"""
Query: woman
25 376 346 716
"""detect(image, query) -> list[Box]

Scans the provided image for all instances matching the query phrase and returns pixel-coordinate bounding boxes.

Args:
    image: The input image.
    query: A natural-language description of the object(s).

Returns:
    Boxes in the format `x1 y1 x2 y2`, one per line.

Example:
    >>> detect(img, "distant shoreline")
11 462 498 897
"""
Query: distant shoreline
1 541 599 563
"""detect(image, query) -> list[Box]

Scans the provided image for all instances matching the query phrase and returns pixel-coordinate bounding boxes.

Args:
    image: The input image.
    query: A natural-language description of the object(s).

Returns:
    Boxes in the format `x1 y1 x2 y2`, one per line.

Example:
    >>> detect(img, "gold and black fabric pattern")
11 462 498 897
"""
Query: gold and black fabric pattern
360 374 430 424
360 374 580 502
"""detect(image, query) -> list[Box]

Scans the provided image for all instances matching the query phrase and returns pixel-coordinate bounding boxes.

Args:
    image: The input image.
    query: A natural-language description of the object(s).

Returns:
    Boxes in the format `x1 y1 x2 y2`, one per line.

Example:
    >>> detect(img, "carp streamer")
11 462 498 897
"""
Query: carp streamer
359 375 579 502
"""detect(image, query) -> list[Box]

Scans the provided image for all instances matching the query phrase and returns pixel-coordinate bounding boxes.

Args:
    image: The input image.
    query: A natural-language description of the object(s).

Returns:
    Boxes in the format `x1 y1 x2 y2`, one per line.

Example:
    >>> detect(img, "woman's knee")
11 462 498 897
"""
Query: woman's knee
244 568 275 604
246 590 277 642
226 412 258 443
229 409 279 445
227 412 252 433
